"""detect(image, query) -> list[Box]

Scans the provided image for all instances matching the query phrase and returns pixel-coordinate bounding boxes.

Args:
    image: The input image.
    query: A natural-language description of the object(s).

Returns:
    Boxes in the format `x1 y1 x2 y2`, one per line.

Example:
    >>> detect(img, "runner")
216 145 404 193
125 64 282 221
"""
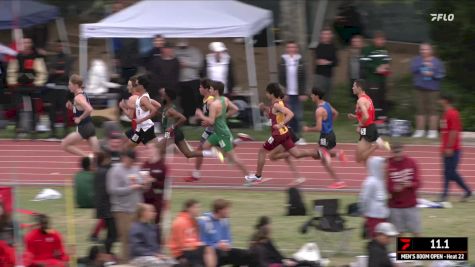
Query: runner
61 74 99 157
185 78 253 182
302 88 347 189
348 79 390 163
195 80 252 179
245 83 317 185
158 87 221 161
124 75 160 149
120 75 161 149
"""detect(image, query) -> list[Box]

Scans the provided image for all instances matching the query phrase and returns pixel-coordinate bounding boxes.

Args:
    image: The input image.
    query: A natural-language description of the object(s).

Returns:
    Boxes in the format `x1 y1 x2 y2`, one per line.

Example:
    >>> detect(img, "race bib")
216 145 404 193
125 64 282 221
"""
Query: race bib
201 131 210 140
360 127 367 136
164 131 170 139
320 138 327 146
267 136 274 144
218 140 226 148
131 133 139 142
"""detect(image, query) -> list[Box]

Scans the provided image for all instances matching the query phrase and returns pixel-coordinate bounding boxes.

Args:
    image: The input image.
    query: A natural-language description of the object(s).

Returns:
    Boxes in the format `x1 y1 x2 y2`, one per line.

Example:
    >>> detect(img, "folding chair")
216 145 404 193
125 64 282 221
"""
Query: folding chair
300 199 355 256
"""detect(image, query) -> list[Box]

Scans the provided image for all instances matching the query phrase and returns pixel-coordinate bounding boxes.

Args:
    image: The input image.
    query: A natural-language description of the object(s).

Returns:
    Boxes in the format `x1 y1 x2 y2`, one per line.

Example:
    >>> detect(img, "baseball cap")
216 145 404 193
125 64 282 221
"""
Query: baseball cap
209 41 226 52
103 121 123 139
108 130 123 139
375 222 399 236
391 142 403 152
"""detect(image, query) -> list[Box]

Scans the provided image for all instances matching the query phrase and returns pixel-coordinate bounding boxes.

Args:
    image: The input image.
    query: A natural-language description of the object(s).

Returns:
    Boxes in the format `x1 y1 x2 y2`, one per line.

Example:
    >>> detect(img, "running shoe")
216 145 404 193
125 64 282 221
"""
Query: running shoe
327 181 346 189
245 174 262 183
337 149 347 163
236 133 254 141
212 147 225 163
184 176 199 182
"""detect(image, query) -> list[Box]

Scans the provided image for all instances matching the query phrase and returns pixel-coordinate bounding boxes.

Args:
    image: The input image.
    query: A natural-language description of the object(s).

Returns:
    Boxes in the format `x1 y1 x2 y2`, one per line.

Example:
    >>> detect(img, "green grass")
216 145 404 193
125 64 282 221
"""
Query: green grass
11 187 475 266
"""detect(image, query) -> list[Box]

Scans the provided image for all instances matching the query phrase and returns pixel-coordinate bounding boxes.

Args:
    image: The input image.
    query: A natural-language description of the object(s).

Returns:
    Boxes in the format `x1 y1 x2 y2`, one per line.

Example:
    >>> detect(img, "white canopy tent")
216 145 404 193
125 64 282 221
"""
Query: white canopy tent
79 0 278 130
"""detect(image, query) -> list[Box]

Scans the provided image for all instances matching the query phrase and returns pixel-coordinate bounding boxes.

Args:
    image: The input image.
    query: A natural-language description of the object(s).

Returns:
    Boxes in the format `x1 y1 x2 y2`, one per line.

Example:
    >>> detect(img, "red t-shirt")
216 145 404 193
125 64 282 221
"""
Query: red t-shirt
23 229 69 263
141 159 168 203
387 156 420 208
440 108 462 151
355 93 375 127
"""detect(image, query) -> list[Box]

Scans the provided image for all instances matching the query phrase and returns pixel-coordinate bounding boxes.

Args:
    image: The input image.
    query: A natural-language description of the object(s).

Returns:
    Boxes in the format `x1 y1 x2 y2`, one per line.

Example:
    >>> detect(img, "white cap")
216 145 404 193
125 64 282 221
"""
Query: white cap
374 222 399 236
209 41 226 52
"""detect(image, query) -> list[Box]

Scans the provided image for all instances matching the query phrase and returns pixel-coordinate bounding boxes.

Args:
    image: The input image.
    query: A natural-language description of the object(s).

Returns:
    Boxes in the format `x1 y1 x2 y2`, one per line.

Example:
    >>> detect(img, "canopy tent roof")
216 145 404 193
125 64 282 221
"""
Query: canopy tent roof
0 0 59 30
80 0 273 39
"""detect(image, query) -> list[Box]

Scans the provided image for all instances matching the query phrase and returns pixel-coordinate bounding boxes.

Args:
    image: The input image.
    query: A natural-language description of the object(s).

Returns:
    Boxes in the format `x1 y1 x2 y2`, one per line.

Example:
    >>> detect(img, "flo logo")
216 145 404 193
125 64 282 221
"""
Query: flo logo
400 238 411 251
430 13 455 21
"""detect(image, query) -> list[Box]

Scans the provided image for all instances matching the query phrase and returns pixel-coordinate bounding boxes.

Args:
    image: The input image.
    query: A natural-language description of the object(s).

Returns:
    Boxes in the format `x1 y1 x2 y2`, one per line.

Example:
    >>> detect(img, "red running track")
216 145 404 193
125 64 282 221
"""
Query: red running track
0 140 474 194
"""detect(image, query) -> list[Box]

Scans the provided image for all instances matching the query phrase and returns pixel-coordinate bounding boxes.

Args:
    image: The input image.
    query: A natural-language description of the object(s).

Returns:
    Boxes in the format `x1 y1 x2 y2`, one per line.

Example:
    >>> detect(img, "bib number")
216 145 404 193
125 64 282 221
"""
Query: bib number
360 127 367 136
131 133 139 142
201 131 210 140
218 140 226 148
320 138 327 146
164 131 170 139
267 136 274 144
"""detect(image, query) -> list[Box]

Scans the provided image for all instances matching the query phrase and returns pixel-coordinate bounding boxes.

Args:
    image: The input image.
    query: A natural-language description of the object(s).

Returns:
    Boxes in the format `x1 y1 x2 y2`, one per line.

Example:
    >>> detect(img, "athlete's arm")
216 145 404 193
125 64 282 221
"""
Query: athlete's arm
151 99 161 109
273 104 294 128
136 97 157 124
304 108 323 133
120 100 134 119
330 105 339 120
357 98 369 125
75 94 93 122
258 102 270 115
225 98 239 118
197 101 218 125
166 107 186 128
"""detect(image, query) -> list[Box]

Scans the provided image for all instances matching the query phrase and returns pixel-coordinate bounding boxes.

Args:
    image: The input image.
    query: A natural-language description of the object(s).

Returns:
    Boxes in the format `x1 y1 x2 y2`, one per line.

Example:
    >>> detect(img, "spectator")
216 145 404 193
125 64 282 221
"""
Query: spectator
142 143 168 244
0 199 14 246
86 53 119 96
438 94 472 202
175 39 204 123
75 157 94 208
129 203 174 267
0 239 15 267
199 199 255 267
107 149 148 262
387 142 421 237
7 37 48 139
359 156 389 239
45 40 71 139
23 214 69 267
348 35 364 99
202 42 235 96
411 43 446 139
93 152 116 254
333 2 364 45
149 42 180 101
314 27 338 100
250 216 301 267
278 40 307 143
77 245 115 267
367 222 398 267
143 35 165 70
116 38 139 83
100 121 124 164
360 31 391 119
168 199 216 267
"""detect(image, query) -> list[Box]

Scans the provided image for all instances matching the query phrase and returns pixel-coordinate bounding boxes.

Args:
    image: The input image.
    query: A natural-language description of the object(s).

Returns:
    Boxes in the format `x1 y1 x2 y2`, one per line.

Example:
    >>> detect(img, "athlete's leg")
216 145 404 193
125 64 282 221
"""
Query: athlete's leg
225 150 250 176
61 132 88 157
356 139 377 163
255 147 268 177
322 149 340 182
287 147 316 159
87 136 100 153
176 140 203 158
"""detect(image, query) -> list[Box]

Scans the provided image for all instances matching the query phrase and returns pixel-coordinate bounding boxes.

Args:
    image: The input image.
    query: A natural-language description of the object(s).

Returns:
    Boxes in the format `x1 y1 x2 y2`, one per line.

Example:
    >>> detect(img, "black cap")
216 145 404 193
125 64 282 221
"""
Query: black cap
121 149 137 161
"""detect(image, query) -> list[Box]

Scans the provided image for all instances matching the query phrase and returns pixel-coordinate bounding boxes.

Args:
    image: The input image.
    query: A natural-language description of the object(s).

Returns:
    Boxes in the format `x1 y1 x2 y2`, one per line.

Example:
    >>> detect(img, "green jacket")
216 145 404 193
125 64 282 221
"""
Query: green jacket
360 44 391 84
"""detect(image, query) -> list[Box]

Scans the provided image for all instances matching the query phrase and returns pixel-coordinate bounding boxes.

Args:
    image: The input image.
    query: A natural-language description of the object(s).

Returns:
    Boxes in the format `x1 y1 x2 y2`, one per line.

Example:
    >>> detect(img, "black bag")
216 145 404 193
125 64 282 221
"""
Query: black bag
287 187 306 216
318 215 345 232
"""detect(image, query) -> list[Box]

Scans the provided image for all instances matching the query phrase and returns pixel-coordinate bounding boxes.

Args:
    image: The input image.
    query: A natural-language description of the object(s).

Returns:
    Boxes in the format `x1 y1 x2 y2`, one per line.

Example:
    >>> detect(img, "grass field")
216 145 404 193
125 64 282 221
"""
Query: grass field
10 187 475 266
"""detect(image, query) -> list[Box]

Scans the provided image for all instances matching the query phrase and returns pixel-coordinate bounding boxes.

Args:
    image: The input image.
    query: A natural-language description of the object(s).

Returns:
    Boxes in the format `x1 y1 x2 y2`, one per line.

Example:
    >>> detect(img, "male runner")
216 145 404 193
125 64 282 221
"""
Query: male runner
303 88 346 189
348 79 390 163
195 81 252 179
245 83 317 184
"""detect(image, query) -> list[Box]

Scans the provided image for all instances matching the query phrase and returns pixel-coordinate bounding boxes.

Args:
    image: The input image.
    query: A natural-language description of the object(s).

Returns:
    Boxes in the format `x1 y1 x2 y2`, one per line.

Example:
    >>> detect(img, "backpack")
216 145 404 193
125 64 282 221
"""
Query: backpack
287 187 306 216
317 215 345 232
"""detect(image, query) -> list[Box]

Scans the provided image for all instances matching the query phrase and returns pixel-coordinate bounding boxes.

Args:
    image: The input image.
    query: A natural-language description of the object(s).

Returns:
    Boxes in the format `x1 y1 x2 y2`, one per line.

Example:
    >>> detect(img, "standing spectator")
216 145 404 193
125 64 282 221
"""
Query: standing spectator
314 27 338 100
93 152 116 255
107 149 147 262
143 35 165 71
175 39 203 123
168 199 216 267
149 42 180 101
100 121 124 164
278 40 307 143
116 38 139 83
7 37 48 139
438 94 472 202
129 204 175 267
141 143 168 244
199 199 255 267
360 31 391 119
387 142 421 236
202 42 235 96
359 156 389 239
411 43 446 139
74 157 94 209
333 2 364 45
23 214 69 267
348 35 363 99
367 222 398 267
45 40 71 139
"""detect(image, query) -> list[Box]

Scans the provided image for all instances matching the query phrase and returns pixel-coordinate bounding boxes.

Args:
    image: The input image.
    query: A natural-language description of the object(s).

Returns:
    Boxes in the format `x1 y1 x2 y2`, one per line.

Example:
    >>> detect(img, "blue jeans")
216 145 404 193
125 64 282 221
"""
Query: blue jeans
286 95 302 137
441 150 472 199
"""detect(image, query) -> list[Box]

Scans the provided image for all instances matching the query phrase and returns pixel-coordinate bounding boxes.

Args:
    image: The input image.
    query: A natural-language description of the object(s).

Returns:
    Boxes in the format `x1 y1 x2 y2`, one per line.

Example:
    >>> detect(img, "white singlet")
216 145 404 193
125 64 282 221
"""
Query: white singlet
135 93 154 131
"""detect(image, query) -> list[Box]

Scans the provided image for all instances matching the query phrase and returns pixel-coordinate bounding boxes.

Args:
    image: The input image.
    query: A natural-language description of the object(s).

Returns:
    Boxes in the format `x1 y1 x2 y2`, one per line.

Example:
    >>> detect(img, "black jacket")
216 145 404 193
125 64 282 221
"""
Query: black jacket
149 56 180 92
47 52 72 85
278 54 307 95
314 43 338 77
368 240 392 267
94 165 112 219
250 239 285 267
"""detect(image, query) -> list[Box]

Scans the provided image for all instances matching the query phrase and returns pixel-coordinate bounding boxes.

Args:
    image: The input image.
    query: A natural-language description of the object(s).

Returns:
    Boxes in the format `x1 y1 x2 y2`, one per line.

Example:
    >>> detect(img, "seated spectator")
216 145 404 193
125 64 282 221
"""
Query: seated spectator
199 199 255 267
129 203 174 267
77 245 115 267
23 214 69 267
368 222 399 267
0 200 15 267
168 199 216 267
0 239 15 267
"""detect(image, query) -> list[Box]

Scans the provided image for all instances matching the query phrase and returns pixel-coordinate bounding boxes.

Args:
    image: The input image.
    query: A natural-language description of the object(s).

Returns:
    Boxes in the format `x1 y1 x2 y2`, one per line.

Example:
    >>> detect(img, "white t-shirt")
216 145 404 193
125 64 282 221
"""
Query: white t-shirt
282 54 301 95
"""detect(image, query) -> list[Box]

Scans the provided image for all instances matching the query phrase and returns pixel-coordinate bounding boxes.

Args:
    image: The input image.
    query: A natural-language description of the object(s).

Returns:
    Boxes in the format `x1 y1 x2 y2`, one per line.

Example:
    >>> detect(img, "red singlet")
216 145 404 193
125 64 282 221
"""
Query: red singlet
355 93 375 127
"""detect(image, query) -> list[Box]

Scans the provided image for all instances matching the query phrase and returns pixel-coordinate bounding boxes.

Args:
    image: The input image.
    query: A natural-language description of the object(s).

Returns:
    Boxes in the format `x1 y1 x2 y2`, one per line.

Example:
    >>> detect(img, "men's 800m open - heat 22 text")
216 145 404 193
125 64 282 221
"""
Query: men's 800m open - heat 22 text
397 237 468 261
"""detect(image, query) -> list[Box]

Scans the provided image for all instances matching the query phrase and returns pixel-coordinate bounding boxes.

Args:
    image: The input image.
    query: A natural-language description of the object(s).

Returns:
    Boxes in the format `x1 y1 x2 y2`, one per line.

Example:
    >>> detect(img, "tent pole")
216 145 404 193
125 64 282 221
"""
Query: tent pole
55 18 71 54
244 37 262 131
79 38 88 78
266 24 278 83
